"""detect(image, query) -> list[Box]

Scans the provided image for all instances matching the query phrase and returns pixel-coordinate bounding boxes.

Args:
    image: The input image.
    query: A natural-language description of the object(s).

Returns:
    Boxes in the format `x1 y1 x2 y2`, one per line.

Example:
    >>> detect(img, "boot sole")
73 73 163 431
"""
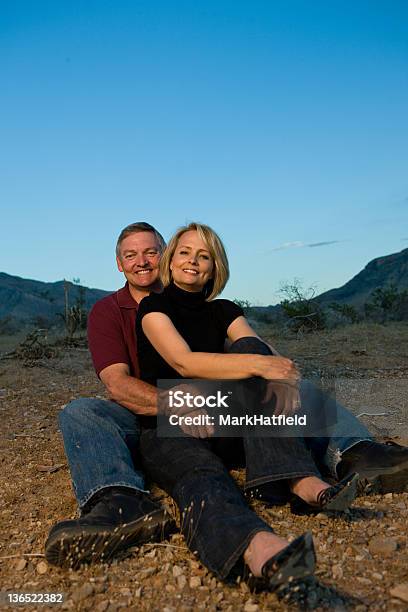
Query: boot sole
45 510 175 569
358 464 408 494
356 458 408 479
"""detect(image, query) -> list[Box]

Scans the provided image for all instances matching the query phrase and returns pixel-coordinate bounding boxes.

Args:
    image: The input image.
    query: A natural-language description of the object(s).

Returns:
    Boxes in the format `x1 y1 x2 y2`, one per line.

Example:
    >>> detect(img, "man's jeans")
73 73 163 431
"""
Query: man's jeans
59 337 372 508
59 398 147 509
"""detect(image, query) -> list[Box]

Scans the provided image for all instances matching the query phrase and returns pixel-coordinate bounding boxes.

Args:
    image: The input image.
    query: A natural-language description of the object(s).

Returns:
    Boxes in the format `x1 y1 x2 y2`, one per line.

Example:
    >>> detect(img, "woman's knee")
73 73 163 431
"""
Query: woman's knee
228 336 272 356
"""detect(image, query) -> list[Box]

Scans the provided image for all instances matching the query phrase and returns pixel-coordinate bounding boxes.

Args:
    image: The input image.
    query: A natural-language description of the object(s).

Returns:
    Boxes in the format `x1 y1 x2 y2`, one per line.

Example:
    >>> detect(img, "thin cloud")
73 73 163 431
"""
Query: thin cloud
269 241 307 252
308 240 341 248
269 240 341 252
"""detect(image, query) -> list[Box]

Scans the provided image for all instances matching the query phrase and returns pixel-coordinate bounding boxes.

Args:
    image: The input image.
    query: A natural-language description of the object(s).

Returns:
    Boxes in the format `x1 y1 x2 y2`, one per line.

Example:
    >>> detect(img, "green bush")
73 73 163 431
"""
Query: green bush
279 279 326 333
364 285 408 323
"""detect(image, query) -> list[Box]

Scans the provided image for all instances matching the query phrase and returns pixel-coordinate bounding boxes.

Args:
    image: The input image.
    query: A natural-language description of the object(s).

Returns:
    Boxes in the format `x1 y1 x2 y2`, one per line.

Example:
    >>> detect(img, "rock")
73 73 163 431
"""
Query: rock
177 575 187 589
172 565 183 578
165 584 176 593
95 602 109 612
189 576 201 588
135 587 142 598
372 572 383 581
356 577 371 585
244 603 259 612
332 564 343 580
36 561 48 574
15 558 27 571
368 536 397 556
119 588 131 597
71 583 94 602
390 584 408 603
138 567 156 578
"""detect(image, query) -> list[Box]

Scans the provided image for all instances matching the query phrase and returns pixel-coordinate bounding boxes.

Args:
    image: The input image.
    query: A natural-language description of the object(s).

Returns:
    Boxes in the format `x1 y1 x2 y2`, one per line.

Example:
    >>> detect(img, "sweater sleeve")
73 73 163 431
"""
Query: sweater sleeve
136 292 172 322
211 299 244 335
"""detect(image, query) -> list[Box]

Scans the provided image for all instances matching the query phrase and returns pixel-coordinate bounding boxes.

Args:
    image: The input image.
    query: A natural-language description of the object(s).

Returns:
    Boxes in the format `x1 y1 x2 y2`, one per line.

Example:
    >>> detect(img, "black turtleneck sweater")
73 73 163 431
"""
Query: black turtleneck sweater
136 282 244 386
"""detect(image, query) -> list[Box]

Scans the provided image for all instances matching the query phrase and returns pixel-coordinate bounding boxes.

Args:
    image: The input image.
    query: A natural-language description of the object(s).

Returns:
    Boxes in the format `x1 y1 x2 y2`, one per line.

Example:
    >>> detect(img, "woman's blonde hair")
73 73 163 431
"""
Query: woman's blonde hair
160 222 229 300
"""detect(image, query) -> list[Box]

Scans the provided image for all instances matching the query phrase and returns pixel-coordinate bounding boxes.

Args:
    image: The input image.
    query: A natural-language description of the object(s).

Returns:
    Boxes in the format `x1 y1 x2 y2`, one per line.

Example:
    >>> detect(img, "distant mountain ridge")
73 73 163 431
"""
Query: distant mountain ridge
315 247 408 307
0 272 111 331
1 247 407 331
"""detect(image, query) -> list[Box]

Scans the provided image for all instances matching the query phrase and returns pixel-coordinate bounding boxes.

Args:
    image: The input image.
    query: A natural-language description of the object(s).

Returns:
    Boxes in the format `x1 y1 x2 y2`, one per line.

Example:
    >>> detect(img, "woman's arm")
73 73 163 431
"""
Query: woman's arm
141 312 298 381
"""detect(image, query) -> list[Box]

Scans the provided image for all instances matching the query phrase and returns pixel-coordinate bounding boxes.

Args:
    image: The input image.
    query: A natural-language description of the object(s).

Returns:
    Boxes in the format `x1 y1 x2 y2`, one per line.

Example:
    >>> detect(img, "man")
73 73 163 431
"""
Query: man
45 221 408 568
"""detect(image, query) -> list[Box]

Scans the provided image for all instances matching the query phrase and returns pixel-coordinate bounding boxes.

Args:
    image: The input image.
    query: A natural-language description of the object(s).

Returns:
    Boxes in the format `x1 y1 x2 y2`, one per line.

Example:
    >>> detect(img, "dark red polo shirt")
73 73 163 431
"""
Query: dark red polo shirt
87 283 140 378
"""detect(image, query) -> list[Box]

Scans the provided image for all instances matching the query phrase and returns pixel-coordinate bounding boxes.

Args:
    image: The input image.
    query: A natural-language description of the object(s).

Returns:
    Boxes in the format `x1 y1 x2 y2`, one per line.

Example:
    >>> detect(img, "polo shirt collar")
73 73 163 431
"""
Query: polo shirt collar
117 282 138 309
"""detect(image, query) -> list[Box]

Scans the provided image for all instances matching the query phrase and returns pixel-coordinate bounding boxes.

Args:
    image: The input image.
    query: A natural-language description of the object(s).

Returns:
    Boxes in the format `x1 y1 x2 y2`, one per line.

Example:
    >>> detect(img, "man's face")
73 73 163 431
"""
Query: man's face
116 231 162 290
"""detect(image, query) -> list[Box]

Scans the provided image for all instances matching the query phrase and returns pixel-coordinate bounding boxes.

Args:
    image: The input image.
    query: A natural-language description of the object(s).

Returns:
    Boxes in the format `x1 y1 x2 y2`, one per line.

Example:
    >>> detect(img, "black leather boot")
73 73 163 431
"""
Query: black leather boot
45 487 176 569
337 440 408 494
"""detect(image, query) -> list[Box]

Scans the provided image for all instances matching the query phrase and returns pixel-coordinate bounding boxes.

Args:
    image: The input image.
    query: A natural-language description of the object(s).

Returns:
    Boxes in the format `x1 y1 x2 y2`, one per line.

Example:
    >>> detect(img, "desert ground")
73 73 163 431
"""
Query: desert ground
0 322 407 611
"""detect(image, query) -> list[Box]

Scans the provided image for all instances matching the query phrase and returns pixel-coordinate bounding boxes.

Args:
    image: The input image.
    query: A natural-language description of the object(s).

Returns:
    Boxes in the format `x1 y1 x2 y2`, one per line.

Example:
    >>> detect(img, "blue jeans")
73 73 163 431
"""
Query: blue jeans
59 399 147 509
59 339 372 509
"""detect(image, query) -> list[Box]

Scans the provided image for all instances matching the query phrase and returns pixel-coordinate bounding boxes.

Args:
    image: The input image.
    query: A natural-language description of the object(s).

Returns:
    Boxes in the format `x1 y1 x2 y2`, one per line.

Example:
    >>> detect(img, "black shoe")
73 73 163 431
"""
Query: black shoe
290 473 359 515
45 487 176 569
249 532 316 592
337 441 408 494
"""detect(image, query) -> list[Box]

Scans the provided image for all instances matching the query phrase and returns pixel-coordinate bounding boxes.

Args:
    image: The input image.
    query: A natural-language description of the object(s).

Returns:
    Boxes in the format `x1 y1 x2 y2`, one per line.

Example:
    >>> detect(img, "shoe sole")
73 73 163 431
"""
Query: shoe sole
45 510 175 569
265 532 316 591
291 473 359 515
323 472 359 511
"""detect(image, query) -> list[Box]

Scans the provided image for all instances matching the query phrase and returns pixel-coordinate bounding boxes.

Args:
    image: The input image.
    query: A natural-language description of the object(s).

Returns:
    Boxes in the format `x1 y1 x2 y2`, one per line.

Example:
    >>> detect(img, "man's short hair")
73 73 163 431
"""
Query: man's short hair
116 222 166 257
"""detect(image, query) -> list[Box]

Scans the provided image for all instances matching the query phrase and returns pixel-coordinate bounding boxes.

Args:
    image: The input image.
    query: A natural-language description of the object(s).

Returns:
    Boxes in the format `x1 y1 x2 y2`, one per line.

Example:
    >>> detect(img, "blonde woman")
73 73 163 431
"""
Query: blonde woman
136 222 357 589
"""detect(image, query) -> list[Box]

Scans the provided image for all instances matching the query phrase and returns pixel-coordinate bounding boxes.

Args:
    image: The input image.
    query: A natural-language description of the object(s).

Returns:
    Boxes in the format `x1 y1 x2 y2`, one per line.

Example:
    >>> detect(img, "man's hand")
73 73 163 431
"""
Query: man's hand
159 383 214 439
261 380 301 416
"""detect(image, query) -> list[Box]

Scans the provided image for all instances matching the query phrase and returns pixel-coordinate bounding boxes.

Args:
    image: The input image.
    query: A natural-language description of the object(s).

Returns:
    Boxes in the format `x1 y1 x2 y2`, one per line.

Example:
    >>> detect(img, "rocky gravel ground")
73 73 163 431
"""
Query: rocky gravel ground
0 322 407 611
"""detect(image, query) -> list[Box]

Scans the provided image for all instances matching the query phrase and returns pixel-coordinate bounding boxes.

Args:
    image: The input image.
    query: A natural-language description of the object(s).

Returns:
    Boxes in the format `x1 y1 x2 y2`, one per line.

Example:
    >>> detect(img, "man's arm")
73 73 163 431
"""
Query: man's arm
100 363 158 415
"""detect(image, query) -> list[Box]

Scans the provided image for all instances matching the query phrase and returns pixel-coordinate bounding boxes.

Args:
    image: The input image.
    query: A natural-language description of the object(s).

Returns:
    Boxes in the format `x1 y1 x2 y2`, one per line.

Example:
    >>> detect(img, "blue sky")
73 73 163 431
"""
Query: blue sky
1 1 407 304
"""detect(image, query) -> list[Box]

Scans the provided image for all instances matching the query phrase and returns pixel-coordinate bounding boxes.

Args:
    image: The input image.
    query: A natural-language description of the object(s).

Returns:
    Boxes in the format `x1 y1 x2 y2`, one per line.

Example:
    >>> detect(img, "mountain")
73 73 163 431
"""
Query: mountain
0 272 111 331
315 247 408 307
1 247 407 332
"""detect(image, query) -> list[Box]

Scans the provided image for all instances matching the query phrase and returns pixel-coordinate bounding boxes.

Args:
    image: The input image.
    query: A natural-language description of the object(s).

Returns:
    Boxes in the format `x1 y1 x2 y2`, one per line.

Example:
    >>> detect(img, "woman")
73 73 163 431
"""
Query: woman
136 222 357 590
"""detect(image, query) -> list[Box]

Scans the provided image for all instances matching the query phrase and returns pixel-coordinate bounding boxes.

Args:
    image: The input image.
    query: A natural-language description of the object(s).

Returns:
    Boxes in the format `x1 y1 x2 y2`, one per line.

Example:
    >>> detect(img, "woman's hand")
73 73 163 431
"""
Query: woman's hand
257 355 300 383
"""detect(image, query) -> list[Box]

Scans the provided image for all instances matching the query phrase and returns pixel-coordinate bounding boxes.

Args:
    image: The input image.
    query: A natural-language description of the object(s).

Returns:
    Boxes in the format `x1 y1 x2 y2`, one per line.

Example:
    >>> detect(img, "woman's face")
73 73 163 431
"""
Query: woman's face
170 230 214 292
